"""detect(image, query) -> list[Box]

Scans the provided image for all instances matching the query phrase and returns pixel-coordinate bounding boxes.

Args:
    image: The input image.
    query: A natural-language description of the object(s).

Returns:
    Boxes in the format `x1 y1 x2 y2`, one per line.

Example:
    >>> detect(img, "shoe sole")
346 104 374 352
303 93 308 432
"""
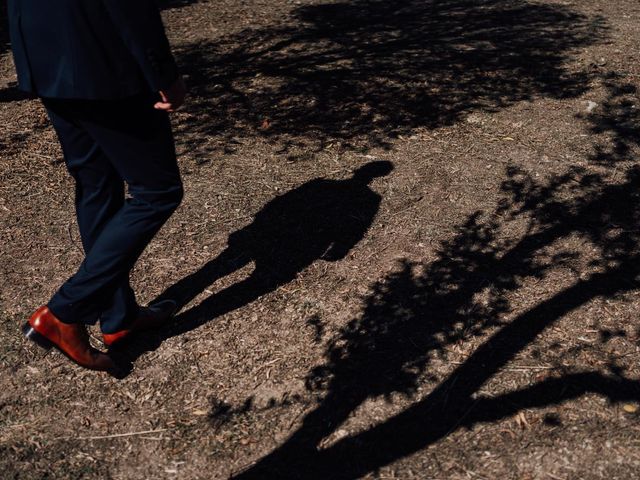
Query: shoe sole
22 322 123 376
22 323 54 351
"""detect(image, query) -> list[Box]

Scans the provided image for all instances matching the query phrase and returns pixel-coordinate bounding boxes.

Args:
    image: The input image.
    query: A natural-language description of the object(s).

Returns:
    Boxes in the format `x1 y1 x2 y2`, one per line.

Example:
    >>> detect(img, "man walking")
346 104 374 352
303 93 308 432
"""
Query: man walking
9 0 186 373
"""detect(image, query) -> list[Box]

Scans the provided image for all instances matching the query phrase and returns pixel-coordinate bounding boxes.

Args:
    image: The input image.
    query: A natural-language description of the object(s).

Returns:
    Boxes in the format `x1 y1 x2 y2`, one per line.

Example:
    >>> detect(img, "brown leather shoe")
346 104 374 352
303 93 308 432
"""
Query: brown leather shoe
102 299 178 346
23 306 116 372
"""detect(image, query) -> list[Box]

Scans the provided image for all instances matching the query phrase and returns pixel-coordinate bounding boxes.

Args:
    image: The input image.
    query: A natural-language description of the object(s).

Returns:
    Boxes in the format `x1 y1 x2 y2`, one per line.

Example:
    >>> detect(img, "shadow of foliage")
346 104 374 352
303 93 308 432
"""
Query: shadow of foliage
158 0 204 9
0 2 9 58
234 152 640 480
99 1 640 476
585 74 640 164
175 0 606 155
0 85 33 103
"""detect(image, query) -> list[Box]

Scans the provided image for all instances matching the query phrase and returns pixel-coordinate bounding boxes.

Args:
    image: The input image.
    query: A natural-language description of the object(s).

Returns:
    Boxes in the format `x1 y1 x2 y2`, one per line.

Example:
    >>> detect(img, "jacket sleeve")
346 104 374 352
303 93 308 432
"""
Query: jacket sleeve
100 0 179 91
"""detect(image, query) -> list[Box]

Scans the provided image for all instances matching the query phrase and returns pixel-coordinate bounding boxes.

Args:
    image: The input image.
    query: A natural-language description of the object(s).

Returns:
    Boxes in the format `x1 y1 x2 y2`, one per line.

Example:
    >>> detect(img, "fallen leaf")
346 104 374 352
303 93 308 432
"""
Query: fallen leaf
515 411 530 429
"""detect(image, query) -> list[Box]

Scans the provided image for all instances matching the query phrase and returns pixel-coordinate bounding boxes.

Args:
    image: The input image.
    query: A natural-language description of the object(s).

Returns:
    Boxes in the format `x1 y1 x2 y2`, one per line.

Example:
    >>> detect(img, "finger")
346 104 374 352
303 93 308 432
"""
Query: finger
154 101 173 111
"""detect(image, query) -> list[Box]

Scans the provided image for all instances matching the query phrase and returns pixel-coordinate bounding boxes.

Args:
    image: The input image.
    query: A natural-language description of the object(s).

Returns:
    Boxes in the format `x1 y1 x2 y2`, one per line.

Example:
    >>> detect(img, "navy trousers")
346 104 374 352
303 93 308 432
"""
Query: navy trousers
42 92 183 334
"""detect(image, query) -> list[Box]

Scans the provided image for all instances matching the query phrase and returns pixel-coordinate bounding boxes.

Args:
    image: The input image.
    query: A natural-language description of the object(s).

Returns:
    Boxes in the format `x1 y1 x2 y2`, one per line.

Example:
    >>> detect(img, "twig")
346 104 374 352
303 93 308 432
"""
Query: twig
450 361 555 371
75 428 168 440
30 152 57 161
545 472 566 480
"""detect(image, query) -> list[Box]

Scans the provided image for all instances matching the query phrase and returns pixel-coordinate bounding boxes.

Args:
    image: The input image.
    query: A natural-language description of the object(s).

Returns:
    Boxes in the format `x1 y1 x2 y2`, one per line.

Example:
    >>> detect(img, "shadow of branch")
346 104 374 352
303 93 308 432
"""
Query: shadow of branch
175 0 606 156
233 149 640 480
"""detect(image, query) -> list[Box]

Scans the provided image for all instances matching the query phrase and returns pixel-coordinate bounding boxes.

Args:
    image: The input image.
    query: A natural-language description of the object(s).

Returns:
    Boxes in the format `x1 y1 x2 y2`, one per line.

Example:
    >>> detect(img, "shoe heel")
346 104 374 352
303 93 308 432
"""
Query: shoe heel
22 323 54 351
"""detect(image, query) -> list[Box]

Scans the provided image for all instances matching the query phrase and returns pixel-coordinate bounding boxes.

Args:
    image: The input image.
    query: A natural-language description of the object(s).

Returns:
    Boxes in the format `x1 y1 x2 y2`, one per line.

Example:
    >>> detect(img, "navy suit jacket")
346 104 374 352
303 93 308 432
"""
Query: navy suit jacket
8 0 179 99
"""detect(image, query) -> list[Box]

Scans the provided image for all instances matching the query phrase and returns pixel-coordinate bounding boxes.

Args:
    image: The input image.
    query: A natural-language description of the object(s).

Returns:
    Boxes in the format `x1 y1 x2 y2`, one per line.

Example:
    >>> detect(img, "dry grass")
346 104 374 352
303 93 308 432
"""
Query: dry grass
2 0 640 478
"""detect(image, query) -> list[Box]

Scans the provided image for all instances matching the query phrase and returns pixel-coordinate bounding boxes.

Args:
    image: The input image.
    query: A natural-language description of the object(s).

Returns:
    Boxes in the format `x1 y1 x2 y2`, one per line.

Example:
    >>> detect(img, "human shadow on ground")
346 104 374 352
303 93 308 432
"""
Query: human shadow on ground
114 161 393 364
231 80 640 478
174 0 605 156
110 0 607 359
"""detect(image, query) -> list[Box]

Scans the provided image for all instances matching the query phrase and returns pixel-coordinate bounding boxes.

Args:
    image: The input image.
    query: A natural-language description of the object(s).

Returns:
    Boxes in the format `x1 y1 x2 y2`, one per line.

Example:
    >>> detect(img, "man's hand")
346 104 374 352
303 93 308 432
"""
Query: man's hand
154 77 186 112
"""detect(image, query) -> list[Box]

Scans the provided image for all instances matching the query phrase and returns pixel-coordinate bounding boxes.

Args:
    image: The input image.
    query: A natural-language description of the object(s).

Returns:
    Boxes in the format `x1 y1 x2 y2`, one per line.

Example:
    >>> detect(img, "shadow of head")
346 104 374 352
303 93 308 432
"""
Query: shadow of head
233 158 640 478
352 161 394 184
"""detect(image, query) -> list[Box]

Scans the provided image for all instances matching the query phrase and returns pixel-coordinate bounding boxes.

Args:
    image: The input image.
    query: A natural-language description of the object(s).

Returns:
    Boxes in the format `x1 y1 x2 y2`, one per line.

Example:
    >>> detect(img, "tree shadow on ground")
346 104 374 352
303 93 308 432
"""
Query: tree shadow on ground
115 0 613 378
231 80 640 478
585 73 640 164
114 161 393 365
0 86 32 103
110 0 609 361
0 2 8 58
106 1 640 474
158 0 203 10
175 0 605 156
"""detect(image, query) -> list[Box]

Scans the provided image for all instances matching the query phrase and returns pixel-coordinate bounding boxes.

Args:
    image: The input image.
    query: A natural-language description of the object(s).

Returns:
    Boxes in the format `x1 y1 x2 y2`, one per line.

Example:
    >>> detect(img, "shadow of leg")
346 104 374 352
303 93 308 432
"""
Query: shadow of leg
153 247 250 311
170 268 291 337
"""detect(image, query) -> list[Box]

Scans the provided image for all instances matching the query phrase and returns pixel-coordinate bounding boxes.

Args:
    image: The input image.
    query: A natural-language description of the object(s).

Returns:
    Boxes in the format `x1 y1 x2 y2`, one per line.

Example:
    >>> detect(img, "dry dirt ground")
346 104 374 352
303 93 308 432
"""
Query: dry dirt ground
2 0 640 478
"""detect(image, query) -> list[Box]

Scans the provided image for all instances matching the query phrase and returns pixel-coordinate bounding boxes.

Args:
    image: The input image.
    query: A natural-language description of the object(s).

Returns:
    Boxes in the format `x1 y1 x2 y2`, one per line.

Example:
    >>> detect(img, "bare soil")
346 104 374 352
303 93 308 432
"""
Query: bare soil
2 0 640 478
